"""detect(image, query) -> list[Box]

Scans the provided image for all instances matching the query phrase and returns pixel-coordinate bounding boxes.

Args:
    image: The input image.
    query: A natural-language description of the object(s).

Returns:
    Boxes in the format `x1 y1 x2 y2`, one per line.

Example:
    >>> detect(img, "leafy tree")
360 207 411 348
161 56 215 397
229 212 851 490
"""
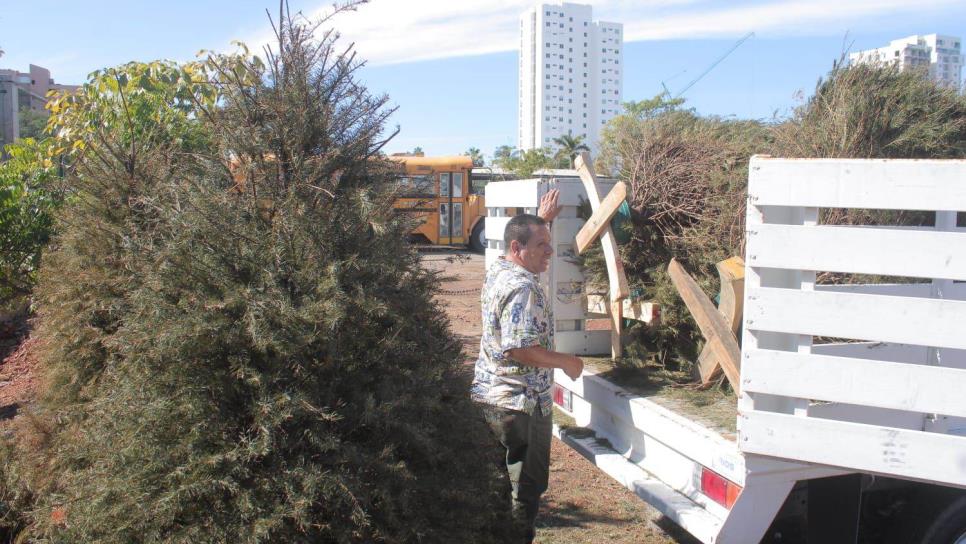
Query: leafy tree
0 137 66 300
412 145 423 155
17 108 49 141
492 144 515 163
493 146 554 179
623 93 686 120
18 4 511 543
465 146 484 166
551 134 589 168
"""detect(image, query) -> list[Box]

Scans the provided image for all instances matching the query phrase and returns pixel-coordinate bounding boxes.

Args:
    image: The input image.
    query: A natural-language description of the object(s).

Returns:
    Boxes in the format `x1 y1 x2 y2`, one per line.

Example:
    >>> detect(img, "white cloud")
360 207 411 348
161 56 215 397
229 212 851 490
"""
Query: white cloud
241 0 962 66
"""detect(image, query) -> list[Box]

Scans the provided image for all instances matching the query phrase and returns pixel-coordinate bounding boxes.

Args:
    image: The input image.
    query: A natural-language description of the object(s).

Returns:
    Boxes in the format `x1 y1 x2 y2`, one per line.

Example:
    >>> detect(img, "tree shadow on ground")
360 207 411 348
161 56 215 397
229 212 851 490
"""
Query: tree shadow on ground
0 314 29 363
538 499 626 529
653 515 703 543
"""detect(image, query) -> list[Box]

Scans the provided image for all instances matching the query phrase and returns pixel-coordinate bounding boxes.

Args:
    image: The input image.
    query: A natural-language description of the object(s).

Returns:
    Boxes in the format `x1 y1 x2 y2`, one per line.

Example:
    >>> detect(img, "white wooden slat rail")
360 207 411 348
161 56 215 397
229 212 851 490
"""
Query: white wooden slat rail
742 349 966 417
741 411 966 486
748 224 966 281
750 158 966 210
745 287 966 350
741 156 966 487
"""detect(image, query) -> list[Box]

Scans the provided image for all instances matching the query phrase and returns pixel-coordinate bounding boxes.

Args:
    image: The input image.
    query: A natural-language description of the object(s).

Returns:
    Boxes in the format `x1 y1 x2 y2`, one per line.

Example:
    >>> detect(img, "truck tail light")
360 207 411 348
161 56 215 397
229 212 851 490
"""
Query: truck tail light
552 383 572 412
701 467 741 509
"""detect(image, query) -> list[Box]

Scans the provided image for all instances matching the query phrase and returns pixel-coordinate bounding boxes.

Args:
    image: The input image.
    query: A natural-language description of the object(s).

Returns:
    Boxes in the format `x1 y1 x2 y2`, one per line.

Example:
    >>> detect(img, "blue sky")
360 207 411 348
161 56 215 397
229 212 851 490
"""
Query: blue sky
2 1 964 159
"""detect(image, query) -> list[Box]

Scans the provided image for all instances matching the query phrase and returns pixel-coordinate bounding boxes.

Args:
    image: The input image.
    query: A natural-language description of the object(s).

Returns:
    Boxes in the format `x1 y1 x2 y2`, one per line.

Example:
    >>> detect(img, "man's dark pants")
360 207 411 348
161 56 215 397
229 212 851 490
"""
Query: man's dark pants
480 403 553 544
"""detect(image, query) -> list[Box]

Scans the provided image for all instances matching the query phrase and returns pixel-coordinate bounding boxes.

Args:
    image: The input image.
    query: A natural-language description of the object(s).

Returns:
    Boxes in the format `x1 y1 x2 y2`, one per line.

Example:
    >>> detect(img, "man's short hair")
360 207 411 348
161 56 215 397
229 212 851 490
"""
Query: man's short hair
504 214 547 249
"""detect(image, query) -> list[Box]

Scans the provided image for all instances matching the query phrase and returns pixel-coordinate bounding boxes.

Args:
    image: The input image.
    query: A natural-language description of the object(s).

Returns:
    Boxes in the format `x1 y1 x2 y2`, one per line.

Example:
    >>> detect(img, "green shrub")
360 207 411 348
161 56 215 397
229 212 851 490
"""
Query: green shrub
0 138 66 301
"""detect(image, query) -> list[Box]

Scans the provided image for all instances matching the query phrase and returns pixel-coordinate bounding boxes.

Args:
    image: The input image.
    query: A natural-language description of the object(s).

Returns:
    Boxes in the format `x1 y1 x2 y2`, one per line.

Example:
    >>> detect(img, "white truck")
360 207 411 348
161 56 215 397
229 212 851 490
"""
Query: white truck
485 157 966 544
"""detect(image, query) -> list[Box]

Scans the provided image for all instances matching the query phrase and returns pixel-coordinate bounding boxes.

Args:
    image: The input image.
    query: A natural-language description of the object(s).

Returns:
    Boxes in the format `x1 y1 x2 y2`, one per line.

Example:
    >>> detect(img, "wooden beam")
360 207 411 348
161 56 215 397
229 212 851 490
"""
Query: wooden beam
697 256 745 383
575 181 628 254
716 256 745 335
575 152 630 304
586 295 660 324
668 259 741 393
611 302 623 358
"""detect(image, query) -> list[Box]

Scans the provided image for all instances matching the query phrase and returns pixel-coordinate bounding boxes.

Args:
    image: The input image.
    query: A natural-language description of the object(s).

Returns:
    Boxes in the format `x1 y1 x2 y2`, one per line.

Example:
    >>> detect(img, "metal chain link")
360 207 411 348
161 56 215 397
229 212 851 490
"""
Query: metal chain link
436 287 481 296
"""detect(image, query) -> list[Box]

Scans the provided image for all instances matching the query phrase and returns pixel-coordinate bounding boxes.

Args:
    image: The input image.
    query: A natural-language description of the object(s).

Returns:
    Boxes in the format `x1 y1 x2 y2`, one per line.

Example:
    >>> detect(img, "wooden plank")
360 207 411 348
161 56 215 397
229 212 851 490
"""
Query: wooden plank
698 257 745 383
575 181 628 254
740 410 966 486
749 156 966 211
668 259 741 392
717 256 745 335
586 295 659 324
611 301 622 358
575 152 630 303
743 349 966 417
748 224 966 281
745 287 966 350
623 300 659 324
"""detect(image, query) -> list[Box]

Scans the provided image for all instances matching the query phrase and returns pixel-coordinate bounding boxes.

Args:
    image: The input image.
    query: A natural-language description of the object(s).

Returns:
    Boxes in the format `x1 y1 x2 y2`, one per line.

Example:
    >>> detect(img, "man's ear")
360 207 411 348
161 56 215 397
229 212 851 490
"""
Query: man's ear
509 239 520 255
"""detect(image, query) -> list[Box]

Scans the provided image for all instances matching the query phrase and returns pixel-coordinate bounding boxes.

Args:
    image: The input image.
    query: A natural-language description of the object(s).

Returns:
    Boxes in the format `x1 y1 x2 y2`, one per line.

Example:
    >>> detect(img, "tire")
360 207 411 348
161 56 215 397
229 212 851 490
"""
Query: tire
469 220 485 253
888 488 966 544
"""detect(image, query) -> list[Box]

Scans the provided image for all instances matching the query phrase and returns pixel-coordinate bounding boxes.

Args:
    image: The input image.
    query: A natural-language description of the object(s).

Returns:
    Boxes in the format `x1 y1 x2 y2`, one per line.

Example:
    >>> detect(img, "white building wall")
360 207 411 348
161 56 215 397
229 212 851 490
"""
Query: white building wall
518 2 623 155
519 10 538 150
849 34 963 90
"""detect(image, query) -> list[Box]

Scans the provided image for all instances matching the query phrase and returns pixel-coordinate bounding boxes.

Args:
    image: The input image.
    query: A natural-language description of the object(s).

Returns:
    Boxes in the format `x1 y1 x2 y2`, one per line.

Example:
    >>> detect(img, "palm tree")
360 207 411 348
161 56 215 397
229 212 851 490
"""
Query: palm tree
465 147 484 167
552 134 590 168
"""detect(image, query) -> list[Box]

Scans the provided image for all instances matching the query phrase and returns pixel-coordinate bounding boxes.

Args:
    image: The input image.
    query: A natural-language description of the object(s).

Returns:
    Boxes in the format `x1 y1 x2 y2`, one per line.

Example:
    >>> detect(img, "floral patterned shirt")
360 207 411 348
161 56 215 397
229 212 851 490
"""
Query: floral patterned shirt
470 257 554 416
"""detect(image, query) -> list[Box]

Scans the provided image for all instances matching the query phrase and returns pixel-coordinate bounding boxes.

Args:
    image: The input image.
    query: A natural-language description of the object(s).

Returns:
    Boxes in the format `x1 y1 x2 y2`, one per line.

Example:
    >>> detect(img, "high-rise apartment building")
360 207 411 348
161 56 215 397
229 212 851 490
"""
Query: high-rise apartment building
518 3 622 155
849 34 963 90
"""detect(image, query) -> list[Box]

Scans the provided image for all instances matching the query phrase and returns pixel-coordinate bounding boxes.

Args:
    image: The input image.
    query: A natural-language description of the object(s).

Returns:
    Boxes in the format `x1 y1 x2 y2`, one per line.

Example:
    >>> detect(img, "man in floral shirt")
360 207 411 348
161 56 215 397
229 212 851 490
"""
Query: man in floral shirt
471 189 584 543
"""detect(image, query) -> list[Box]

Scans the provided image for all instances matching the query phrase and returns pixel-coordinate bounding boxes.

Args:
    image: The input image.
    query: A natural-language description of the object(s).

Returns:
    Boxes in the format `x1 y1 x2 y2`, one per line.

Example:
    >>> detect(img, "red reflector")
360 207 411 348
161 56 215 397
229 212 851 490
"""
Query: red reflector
701 467 741 509
552 384 572 411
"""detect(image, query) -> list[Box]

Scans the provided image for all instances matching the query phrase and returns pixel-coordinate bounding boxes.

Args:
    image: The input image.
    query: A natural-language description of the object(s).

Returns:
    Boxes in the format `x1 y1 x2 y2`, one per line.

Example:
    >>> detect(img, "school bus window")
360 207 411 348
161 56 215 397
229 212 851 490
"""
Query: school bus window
396 175 435 197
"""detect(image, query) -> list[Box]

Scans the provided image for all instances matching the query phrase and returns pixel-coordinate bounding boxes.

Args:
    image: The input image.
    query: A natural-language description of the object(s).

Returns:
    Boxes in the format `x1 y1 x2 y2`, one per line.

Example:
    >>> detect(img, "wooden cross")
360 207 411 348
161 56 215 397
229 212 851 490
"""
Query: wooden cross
574 151 630 358
696 257 745 385
667 258 742 393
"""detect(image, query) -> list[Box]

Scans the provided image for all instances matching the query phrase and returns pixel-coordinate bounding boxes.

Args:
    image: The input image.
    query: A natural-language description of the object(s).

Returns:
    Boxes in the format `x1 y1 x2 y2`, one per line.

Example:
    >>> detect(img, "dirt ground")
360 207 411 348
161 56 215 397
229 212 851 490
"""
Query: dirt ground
424 250 699 544
0 309 37 423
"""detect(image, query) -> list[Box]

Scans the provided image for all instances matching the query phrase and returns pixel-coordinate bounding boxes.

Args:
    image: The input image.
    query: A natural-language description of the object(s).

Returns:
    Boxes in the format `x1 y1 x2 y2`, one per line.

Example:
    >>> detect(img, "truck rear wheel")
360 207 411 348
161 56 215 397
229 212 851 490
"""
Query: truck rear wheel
469 220 485 253
888 489 966 544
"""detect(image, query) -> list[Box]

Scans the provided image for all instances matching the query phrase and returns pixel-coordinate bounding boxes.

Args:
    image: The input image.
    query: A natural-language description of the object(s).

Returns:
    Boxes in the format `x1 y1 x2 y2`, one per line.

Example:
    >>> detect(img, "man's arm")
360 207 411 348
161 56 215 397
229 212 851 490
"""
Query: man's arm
505 346 583 380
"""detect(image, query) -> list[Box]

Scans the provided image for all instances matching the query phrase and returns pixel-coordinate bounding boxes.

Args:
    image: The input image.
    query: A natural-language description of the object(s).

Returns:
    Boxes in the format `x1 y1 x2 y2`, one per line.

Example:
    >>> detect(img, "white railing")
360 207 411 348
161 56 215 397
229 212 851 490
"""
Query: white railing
740 156 966 487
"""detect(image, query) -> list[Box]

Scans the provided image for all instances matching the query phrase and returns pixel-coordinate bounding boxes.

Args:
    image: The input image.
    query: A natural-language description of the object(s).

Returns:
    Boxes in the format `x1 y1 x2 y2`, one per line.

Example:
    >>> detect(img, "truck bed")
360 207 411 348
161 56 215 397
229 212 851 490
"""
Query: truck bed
581 357 738 438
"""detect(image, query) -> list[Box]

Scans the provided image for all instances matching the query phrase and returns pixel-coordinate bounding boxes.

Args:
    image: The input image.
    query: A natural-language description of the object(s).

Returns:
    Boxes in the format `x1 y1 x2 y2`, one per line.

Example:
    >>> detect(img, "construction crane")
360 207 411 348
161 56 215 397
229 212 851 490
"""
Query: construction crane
665 32 754 99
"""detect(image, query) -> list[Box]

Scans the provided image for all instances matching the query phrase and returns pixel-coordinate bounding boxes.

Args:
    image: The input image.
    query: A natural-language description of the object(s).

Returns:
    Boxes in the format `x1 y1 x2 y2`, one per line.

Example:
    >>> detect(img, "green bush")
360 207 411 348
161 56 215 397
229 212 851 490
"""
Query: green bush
0 138 66 302
14 8 510 543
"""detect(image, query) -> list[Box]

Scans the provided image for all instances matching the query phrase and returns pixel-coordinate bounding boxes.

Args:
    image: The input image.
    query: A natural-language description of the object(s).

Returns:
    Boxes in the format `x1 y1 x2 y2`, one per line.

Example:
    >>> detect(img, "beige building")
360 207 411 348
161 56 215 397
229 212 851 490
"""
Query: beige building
0 64 78 147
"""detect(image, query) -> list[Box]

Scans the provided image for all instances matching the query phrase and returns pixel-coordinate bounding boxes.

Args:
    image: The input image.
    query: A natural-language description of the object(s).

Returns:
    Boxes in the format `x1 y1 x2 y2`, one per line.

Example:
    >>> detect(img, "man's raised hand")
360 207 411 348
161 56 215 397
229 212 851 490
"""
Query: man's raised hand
538 188 562 223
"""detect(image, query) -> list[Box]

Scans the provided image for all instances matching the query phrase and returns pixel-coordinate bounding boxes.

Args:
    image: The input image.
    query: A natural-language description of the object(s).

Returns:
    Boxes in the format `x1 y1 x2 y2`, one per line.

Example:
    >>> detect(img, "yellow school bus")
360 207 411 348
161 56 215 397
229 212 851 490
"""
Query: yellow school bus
390 155 487 251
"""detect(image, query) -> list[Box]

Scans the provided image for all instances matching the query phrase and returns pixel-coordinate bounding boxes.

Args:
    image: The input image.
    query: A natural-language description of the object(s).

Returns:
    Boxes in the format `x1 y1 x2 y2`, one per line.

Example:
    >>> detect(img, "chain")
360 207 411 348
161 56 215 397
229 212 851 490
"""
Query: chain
437 287 481 296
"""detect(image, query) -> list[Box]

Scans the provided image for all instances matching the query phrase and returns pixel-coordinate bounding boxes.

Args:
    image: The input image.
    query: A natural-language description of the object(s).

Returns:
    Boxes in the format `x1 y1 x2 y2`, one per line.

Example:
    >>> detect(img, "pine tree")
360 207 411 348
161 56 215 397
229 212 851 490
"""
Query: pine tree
22 4 511 542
